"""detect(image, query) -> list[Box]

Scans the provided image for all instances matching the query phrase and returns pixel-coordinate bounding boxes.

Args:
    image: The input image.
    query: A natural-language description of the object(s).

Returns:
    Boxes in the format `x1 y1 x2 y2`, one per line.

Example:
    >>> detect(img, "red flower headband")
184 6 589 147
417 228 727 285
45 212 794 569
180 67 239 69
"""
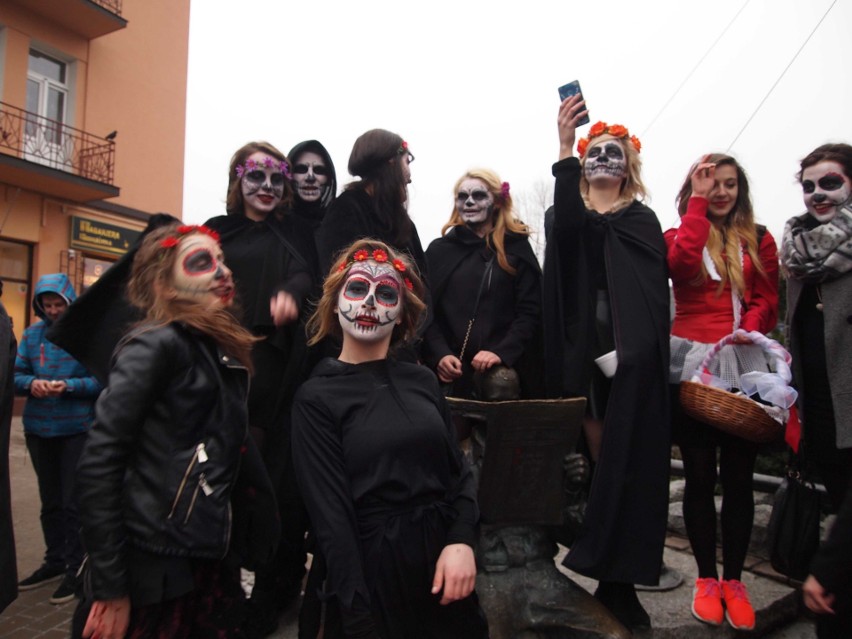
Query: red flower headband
337 248 414 290
160 225 220 249
577 121 642 159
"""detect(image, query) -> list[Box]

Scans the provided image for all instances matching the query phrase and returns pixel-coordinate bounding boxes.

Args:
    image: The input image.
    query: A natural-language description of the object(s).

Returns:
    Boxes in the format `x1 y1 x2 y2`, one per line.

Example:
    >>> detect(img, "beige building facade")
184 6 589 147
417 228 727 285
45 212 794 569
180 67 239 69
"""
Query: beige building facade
0 0 191 342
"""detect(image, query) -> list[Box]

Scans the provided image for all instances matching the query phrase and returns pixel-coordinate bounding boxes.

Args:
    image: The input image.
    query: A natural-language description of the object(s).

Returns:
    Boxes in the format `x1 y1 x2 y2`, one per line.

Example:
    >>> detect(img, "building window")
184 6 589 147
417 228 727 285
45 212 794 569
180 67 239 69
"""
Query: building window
0 239 33 342
25 49 70 168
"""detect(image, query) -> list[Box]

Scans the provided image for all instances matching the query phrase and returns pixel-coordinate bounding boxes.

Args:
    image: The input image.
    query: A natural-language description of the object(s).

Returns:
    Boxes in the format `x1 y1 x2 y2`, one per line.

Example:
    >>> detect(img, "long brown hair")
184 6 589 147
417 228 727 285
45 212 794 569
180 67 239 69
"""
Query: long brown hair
128 224 259 371
675 153 766 295
441 168 530 275
345 129 413 246
306 238 426 349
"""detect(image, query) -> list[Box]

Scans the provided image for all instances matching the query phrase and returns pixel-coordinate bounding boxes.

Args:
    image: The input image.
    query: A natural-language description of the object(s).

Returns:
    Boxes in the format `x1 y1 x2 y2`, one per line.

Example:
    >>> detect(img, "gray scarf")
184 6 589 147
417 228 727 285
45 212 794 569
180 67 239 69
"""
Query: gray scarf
780 203 852 283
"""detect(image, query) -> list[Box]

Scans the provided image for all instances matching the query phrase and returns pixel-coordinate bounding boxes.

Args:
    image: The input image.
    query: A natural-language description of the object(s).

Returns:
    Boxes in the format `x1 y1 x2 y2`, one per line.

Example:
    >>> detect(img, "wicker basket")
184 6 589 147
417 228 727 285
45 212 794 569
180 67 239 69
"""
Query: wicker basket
679 332 789 444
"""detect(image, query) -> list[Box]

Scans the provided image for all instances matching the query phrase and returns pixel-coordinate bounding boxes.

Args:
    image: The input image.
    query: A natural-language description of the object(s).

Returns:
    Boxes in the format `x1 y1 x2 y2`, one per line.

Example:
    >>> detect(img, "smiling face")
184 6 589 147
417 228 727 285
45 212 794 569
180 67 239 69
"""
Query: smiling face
171 233 235 309
336 261 402 344
456 178 494 228
240 151 286 220
801 160 852 223
706 163 739 223
583 138 627 185
291 151 329 203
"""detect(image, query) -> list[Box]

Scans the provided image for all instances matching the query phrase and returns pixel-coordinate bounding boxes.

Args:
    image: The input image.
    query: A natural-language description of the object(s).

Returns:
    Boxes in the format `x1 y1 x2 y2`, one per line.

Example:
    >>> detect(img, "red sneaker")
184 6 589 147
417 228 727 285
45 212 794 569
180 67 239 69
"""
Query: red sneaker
722 579 755 630
691 577 723 626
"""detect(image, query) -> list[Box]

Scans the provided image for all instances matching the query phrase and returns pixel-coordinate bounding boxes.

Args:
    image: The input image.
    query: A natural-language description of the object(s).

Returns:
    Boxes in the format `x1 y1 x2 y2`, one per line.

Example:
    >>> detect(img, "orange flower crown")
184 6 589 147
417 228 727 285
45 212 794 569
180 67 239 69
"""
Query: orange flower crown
337 248 414 290
577 122 642 159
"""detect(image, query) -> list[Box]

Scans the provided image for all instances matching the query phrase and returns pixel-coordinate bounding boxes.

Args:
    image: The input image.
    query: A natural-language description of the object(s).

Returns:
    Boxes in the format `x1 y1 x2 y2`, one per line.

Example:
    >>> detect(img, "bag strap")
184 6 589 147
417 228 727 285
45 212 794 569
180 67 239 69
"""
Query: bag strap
458 256 494 362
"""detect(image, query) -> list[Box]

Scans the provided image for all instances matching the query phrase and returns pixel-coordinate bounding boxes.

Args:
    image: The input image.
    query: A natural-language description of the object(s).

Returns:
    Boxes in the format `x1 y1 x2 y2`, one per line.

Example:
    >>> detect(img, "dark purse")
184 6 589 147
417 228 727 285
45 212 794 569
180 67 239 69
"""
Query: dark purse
766 463 821 581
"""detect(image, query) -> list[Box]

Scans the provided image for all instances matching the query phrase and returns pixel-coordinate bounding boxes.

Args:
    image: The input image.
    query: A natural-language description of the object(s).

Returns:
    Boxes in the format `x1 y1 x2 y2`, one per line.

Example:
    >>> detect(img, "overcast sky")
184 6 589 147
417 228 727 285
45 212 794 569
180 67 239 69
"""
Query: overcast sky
182 0 852 257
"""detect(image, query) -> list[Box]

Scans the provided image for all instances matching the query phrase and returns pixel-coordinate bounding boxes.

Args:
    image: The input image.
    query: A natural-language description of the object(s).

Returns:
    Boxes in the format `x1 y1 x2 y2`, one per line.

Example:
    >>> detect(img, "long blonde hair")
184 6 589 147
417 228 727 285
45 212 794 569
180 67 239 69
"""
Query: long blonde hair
128 224 259 372
442 168 530 275
675 154 766 295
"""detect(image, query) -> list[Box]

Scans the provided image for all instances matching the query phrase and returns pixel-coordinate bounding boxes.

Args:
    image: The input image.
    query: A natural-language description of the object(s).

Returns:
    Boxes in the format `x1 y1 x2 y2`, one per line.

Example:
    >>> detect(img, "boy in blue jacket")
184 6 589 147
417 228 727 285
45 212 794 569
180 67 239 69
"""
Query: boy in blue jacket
14 274 101 604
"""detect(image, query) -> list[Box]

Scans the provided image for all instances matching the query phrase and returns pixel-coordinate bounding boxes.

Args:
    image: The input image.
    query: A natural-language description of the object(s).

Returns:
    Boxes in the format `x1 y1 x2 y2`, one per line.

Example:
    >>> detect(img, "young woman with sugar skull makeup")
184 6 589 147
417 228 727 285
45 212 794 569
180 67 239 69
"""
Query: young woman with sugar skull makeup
424 169 541 400
782 143 852 639
291 239 489 639
667 154 778 630
205 141 314 634
73 224 276 639
542 95 671 632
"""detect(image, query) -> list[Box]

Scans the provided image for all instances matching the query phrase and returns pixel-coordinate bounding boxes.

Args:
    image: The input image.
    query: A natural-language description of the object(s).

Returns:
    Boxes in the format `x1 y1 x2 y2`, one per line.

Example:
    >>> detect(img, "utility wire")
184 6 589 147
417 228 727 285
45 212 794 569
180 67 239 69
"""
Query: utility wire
727 0 838 150
640 0 752 138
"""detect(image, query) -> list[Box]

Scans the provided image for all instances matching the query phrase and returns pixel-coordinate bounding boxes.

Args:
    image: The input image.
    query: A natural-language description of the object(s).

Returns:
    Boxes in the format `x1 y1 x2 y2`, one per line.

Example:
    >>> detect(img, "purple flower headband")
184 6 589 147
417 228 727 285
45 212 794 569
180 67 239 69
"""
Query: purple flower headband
501 181 511 199
235 156 291 180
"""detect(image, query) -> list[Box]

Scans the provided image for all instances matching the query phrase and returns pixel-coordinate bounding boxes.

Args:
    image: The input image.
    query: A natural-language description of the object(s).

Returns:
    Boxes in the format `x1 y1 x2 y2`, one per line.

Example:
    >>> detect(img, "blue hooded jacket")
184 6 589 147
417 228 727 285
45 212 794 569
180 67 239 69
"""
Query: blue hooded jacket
14 274 102 437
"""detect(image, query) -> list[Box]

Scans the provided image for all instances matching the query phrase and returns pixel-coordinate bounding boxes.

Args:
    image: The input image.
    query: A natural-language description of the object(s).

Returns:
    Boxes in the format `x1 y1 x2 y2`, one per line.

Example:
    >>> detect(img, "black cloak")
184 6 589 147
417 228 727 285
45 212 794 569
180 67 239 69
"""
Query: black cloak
0 301 17 613
542 157 671 585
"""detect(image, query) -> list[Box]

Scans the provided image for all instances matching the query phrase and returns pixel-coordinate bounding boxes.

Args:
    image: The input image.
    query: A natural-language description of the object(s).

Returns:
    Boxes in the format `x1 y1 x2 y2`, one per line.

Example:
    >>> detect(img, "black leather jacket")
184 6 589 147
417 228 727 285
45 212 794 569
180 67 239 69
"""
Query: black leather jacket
77 323 251 600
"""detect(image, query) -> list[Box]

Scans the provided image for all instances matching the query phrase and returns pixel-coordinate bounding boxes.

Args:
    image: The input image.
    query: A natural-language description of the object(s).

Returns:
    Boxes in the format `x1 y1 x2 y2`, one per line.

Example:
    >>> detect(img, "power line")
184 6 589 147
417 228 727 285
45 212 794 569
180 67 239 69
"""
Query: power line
640 0 752 138
727 0 838 150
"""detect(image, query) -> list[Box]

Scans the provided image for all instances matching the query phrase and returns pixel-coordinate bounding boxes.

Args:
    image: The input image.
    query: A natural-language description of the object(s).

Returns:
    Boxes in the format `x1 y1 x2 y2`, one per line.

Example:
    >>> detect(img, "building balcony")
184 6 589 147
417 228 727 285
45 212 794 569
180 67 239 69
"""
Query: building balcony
7 0 127 39
0 102 119 202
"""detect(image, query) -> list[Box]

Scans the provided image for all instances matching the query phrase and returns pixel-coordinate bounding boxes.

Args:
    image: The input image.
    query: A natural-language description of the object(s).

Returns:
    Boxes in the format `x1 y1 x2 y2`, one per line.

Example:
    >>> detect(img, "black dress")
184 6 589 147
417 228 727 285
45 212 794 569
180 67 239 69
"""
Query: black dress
291 359 489 639
424 225 542 398
542 157 671 585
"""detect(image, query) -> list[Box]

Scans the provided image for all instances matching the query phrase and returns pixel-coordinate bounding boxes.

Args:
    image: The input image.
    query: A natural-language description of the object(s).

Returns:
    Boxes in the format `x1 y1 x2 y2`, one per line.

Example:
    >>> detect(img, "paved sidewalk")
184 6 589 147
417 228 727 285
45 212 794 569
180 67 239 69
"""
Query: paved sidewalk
1 417 815 638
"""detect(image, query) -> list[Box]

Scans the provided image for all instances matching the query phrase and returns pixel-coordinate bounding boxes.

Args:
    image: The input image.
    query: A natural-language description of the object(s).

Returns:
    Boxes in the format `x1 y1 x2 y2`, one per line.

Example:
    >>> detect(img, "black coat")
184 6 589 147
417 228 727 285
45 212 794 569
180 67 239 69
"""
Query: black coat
424 225 542 397
543 157 671 585
0 302 17 613
77 323 277 601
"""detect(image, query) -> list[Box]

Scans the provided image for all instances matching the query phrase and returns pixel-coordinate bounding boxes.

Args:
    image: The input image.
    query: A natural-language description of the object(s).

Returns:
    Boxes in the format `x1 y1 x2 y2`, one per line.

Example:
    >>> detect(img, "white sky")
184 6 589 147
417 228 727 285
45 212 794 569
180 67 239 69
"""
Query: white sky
182 0 852 257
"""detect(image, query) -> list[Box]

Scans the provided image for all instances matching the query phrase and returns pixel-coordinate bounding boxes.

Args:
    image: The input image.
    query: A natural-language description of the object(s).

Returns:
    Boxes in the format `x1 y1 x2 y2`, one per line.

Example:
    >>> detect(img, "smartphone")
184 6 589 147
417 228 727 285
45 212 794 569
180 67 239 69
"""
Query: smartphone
558 80 590 126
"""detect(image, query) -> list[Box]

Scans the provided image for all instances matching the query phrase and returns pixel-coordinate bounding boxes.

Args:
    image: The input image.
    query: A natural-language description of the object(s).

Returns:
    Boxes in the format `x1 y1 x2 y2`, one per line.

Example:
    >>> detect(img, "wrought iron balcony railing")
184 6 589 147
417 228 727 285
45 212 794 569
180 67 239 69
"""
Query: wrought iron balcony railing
92 0 122 15
0 101 115 185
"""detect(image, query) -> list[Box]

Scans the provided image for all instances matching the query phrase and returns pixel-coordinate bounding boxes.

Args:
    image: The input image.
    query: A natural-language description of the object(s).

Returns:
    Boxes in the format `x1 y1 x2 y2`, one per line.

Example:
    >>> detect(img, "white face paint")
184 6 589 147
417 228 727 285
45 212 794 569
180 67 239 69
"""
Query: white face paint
456 178 494 227
337 262 402 344
801 161 852 223
171 234 235 309
583 138 627 185
241 151 286 219
291 151 329 203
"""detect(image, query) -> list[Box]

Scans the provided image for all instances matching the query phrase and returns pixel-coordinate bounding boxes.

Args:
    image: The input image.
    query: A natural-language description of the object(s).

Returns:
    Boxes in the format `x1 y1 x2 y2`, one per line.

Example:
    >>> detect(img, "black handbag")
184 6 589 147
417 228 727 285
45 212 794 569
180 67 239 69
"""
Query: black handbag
766 465 821 581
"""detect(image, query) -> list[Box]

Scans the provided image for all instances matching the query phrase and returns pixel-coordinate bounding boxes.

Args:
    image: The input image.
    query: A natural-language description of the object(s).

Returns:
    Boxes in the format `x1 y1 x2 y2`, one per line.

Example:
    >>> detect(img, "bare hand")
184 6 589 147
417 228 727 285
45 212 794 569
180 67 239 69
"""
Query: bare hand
431 543 476 605
471 350 501 372
48 380 67 396
83 597 131 639
270 291 299 326
802 575 835 615
690 157 716 199
30 379 54 398
436 355 463 383
557 94 588 160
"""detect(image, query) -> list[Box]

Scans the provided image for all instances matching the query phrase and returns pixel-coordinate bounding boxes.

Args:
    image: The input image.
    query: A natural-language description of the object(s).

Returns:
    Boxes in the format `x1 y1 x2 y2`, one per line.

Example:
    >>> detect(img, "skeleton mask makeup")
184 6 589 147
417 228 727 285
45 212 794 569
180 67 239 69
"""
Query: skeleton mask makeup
292 151 329 203
584 139 627 184
801 160 852 223
171 233 235 308
337 262 402 344
241 152 286 218
456 178 494 228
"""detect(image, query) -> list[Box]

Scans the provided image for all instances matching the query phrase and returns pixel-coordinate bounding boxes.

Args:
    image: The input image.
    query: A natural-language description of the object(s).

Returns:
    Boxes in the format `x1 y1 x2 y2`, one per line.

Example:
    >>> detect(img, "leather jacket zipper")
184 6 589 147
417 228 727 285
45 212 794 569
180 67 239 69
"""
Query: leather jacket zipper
168 442 207 519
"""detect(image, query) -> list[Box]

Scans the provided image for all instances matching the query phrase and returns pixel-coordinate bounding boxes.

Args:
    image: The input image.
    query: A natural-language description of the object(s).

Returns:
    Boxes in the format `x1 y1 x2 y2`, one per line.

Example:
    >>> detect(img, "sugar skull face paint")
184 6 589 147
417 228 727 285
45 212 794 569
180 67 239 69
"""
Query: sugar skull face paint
171 234 235 308
584 139 627 184
456 178 494 228
291 151 329 203
337 262 402 344
801 160 852 223
241 152 286 218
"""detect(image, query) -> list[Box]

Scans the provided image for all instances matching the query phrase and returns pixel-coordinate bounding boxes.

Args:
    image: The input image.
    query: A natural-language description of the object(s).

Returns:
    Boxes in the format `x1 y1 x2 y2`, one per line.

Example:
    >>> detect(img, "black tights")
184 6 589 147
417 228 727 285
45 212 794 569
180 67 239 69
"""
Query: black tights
680 438 758 581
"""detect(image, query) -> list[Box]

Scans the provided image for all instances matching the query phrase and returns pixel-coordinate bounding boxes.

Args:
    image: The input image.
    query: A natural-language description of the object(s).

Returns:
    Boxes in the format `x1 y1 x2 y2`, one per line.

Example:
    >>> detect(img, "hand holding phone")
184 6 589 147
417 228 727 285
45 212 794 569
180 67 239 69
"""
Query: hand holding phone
558 80 590 127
